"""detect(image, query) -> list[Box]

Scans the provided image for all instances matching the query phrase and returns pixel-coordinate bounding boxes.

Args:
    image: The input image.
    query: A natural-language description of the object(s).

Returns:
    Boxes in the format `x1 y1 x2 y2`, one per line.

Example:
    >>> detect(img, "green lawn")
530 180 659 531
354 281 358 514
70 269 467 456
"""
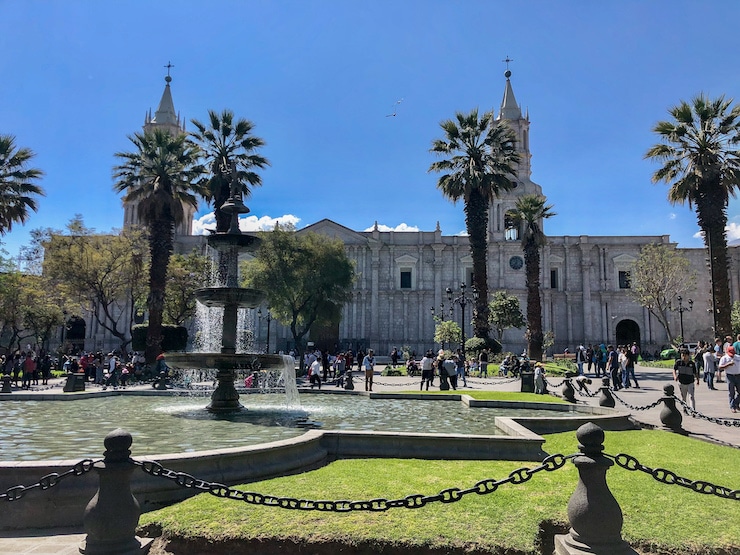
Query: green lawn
140 429 740 554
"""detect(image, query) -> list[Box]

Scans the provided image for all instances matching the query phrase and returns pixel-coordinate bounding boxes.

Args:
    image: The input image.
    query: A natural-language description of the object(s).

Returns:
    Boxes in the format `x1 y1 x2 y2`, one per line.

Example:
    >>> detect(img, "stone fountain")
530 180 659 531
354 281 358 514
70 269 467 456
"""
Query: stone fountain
167 163 296 411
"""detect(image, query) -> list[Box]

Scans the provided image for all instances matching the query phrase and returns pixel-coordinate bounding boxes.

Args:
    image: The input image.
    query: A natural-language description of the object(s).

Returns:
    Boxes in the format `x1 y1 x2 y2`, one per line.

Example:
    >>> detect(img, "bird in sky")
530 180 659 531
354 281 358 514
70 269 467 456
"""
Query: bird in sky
386 98 403 117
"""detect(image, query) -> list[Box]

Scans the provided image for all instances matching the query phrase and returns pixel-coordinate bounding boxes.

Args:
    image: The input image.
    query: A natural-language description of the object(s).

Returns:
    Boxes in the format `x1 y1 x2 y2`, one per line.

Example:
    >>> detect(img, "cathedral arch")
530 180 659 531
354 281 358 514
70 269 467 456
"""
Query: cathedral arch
615 319 640 347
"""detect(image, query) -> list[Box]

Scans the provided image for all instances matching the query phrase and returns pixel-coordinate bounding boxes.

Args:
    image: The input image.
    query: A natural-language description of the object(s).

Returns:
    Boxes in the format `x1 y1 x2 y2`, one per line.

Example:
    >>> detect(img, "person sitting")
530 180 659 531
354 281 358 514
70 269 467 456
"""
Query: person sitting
406 358 419 376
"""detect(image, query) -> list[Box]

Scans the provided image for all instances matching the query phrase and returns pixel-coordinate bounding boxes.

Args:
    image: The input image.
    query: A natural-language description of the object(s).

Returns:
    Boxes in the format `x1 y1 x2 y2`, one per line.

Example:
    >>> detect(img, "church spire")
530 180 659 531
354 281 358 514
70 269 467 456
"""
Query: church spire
498 68 522 120
144 62 184 134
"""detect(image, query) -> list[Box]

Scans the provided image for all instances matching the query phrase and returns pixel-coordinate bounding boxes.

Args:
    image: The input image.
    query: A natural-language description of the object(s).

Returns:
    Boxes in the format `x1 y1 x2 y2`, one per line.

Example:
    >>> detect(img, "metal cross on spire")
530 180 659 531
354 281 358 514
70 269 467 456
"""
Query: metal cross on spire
164 61 175 77
502 56 514 70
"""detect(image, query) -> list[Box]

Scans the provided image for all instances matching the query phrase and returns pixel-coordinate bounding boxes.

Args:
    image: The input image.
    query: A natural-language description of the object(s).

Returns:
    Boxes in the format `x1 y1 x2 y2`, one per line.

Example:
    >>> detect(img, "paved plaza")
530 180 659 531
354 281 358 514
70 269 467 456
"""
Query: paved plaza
0 362 736 553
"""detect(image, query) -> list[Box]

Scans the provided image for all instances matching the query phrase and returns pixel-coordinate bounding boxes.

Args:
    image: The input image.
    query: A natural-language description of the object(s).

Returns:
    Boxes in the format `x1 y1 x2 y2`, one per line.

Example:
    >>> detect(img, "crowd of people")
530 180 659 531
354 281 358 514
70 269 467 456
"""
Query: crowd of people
676 336 740 413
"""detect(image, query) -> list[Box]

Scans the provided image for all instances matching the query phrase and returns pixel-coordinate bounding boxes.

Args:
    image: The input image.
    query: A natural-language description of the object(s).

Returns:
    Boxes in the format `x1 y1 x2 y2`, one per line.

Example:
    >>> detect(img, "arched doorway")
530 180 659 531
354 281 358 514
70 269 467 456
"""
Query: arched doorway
65 316 86 355
615 319 640 347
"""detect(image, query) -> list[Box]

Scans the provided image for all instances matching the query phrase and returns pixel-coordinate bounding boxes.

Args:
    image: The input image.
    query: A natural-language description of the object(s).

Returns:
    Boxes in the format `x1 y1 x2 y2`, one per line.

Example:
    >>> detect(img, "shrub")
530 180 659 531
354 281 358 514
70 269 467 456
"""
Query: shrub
381 365 403 376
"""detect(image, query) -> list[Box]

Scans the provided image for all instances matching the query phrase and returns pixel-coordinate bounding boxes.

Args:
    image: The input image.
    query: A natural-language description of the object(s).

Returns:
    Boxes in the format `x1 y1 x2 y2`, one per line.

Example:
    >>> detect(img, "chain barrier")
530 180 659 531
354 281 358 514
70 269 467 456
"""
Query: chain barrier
372 379 420 387
135 453 574 511
467 377 520 385
606 452 740 501
575 385 597 398
544 378 566 388
610 391 663 412
0 459 98 502
674 397 740 428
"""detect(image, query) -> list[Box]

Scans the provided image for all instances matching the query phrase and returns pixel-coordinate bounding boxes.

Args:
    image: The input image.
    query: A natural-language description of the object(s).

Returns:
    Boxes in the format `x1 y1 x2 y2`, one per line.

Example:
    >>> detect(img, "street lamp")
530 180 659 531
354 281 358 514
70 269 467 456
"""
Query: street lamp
257 308 273 353
674 295 693 341
446 283 478 359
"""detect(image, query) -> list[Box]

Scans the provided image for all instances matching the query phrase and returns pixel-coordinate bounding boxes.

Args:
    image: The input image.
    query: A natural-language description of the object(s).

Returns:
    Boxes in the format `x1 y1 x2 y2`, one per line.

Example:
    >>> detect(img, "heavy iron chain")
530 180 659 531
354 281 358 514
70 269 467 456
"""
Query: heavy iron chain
607 452 740 501
674 397 740 428
372 380 420 387
0 459 98 502
134 453 574 511
544 378 566 389
610 391 663 412
467 377 521 385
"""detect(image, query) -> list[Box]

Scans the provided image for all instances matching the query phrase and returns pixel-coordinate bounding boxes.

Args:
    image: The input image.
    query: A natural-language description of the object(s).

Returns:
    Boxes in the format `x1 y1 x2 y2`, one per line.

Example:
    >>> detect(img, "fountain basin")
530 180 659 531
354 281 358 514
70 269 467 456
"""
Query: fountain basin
193 287 265 308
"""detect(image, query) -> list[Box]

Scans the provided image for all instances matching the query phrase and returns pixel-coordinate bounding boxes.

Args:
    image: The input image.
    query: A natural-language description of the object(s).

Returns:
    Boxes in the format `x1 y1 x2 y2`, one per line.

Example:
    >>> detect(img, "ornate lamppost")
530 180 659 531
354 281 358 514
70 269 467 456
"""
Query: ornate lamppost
446 283 478 359
257 308 273 354
674 295 693 341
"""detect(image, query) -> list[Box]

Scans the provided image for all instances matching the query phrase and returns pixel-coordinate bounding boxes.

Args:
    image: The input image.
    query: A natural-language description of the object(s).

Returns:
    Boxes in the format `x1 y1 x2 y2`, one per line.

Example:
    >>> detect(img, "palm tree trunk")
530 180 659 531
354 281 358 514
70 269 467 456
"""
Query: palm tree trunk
146 219 174 363
464 189 491 340
696 192 732 338
524 239 543 361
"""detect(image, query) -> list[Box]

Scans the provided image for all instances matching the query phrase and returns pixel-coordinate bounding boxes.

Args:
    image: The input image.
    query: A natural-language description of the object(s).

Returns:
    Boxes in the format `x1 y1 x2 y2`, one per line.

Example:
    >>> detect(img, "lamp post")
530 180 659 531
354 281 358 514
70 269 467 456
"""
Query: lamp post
258 308 273 353
674 295 693 341
446 283 478 359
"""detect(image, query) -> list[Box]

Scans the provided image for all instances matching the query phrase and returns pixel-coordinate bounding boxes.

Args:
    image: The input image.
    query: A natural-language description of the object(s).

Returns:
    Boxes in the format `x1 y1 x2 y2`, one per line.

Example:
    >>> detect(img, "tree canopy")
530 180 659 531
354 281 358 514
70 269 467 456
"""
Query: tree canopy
488 290 526 343
0 134 45 236
630 243 696 345
242 227 355 360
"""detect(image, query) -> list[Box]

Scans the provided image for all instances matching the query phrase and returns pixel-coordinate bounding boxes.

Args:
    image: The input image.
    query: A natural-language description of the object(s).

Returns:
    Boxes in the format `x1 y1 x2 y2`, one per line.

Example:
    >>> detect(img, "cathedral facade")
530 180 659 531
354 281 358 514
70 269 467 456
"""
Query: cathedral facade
92 72 734 357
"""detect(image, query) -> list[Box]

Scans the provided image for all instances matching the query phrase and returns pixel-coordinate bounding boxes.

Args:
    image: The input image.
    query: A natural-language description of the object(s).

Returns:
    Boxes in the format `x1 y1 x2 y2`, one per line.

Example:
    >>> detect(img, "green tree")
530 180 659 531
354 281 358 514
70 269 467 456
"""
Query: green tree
164 250 210 326
630 243 696 346
190 109 269 233
242 227 354 366
434 319 461 351
645 94 740 338
510 194 555 362
429 109 519 342
113 129 206 362
0 134 45 235
42 218 149 353
488 290 526 343
731 301 740 337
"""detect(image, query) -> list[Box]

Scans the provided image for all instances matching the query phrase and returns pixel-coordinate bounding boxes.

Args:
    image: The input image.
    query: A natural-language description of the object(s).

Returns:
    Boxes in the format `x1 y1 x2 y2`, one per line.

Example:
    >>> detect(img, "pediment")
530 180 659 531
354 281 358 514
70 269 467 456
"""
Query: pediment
395 254 418 265
300 219 368 245
612 253 637 264
549 254 564 264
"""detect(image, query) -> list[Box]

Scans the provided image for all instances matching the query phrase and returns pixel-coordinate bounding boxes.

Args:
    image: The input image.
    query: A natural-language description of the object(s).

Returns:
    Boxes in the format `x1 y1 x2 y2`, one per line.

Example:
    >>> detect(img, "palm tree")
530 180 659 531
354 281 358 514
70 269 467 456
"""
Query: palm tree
510 194 555 362
429 109 519 341
113 129 205 362
645 94 740 338
190 109 269 232
0 135 45 235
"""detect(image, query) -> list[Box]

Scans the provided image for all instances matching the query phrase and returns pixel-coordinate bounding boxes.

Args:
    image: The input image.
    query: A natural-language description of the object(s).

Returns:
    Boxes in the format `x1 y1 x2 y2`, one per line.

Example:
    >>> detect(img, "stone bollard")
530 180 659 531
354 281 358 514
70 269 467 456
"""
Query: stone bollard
598 377 615 408
1 374 12 393
659 384 685 433
79 429 152 554
562 375 577 403
554 423 638 555
155 371 168 391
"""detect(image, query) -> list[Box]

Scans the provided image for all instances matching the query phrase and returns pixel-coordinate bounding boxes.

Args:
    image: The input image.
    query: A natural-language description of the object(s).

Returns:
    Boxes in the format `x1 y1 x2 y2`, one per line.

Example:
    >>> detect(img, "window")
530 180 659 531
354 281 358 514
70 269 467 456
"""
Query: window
618 270 631 289
400 270 412 289
550 268 559 289
504 211 519 241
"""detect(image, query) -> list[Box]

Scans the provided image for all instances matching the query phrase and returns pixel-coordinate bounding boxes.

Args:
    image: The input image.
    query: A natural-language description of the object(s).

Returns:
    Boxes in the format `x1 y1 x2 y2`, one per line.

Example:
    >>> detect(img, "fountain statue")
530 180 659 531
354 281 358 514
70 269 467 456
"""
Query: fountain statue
166 162 297 411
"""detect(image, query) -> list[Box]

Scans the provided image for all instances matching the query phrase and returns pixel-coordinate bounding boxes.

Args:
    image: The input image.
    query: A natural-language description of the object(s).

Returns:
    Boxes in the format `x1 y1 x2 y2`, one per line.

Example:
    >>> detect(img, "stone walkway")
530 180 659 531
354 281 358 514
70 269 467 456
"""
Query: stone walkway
0 363 737 551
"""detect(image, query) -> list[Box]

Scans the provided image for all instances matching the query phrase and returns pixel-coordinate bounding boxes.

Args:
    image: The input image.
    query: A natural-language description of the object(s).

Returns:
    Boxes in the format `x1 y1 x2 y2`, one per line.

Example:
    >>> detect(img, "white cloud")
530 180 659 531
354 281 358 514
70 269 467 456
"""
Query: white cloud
363 222 421 232
192 213 301 235
726 222 740 242
669 213 677 220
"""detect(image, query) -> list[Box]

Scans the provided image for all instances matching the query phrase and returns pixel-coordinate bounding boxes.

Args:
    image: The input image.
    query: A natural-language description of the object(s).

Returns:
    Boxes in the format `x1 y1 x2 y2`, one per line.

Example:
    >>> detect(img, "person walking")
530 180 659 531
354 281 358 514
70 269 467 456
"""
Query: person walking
702 344 718 390
673 348 700 410
718 346 740 413
606 345 621 390
622 346 639 388
478 348 489 378
362 349 375 391
420 350 434 391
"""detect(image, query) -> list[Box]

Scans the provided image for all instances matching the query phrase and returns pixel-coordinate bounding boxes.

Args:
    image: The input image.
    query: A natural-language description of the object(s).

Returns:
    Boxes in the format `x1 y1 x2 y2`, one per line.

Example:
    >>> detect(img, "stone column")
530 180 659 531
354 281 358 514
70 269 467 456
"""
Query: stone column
79 429 152 554
554 423 637 555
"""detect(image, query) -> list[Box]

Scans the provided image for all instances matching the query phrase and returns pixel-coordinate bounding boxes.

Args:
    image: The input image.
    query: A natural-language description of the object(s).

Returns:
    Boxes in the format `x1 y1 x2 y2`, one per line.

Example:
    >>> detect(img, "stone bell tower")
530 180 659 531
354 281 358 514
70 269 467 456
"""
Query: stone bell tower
122 65 196 237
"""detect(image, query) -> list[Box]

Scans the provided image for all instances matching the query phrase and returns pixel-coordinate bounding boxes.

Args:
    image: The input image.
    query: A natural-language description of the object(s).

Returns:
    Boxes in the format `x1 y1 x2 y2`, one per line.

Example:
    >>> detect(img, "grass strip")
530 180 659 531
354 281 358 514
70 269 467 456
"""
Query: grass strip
140 429 740 554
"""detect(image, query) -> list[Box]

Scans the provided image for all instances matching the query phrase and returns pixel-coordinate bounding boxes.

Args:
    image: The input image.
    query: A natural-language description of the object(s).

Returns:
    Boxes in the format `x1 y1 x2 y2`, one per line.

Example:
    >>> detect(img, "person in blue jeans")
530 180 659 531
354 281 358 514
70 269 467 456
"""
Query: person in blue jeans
455 349 467 387
622 346 639 388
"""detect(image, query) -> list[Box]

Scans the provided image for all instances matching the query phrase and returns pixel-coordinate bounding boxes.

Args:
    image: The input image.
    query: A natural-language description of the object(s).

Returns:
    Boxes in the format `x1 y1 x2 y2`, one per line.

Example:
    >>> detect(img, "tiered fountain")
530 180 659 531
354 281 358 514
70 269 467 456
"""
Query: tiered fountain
166 163 296 411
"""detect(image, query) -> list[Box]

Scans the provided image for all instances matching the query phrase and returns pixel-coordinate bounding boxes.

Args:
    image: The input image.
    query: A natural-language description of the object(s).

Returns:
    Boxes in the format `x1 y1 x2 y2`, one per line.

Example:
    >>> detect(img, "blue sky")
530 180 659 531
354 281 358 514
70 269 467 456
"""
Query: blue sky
2 0 740 260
